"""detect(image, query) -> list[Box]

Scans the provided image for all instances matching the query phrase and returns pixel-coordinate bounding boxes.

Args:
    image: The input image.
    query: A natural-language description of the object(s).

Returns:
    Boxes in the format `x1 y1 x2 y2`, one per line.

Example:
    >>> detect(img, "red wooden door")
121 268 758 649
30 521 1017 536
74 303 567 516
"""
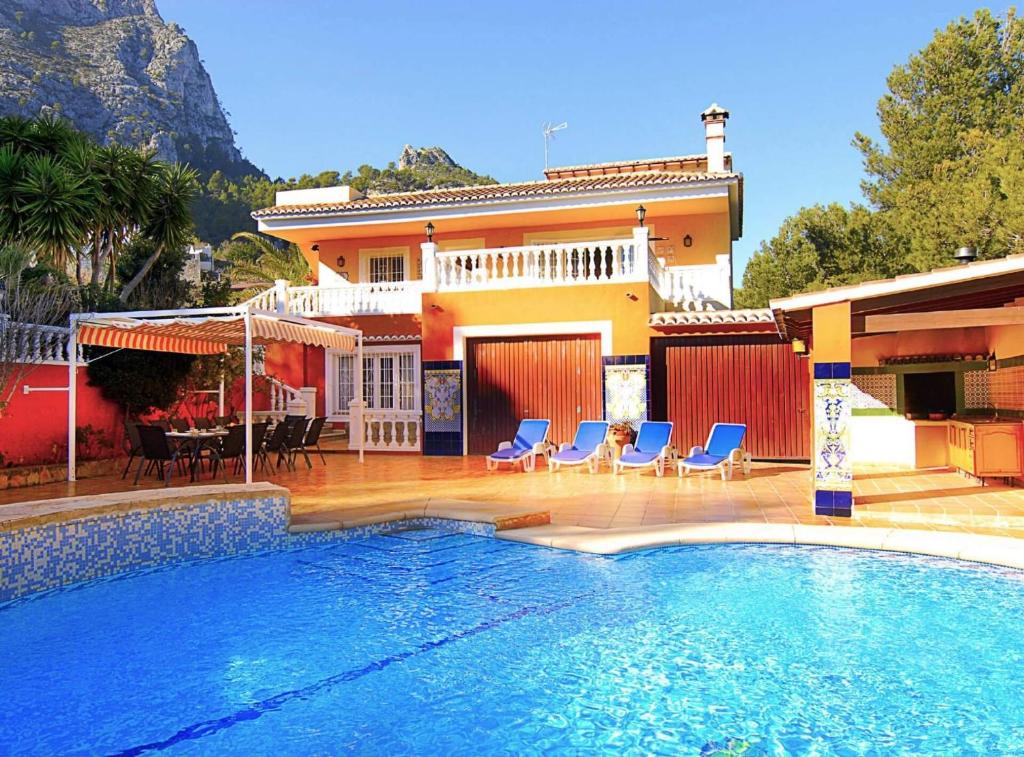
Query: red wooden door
467 334 603 454
663 336 810 460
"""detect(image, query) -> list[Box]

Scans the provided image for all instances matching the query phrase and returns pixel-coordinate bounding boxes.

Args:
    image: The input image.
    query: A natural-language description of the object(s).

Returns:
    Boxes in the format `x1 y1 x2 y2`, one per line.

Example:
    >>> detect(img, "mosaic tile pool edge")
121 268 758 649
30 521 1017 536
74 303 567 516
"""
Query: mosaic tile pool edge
0 492 496 601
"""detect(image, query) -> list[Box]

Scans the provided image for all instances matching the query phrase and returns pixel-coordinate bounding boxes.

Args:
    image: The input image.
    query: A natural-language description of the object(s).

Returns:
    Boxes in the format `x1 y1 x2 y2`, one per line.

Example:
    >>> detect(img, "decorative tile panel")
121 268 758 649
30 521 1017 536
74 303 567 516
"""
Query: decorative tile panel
989 365 1024 412
851 373 897 410
422 360 464 455
963 370 992 409
813 362 853 517
603 356 649 429
424 369 462 432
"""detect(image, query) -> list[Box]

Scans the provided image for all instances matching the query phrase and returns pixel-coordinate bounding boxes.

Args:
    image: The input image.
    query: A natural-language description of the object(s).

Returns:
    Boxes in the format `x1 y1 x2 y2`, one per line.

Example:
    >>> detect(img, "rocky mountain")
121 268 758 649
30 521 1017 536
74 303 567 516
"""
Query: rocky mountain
0 0 260 178
398 145 459 171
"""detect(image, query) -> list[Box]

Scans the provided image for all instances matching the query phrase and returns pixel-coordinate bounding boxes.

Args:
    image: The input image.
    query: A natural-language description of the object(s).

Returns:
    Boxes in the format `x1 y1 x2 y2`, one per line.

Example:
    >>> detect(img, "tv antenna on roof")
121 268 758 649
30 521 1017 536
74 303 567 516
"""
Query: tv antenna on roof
543 121 568 170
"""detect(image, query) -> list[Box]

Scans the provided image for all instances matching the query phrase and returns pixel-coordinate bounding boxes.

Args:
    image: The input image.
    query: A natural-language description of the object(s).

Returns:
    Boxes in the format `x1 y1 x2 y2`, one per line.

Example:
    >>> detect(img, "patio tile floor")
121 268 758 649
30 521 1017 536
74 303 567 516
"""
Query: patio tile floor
1 455 1024 540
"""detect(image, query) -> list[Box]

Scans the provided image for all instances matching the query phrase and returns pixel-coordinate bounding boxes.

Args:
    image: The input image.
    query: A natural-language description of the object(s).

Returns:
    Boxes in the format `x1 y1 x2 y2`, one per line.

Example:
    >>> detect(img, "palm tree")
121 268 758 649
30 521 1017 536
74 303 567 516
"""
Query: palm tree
222 231 310 288
117 161 199 302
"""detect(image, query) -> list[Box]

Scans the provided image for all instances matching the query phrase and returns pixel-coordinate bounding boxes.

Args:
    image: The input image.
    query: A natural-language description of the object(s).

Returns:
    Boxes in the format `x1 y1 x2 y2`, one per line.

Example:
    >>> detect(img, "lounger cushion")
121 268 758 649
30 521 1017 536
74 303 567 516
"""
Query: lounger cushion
552 449 593 463
683 453 726 467
619 451 658 465
490 447 529 460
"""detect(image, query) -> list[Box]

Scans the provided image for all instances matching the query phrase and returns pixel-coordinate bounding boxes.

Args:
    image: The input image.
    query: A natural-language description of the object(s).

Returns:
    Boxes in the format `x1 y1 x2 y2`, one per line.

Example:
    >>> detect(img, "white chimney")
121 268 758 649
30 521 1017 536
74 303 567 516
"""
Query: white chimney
701 103 730 173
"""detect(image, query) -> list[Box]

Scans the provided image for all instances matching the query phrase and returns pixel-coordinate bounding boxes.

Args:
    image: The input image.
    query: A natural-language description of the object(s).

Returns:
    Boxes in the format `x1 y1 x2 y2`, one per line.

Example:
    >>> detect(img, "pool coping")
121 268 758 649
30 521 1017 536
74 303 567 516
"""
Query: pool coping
494 522 1024 569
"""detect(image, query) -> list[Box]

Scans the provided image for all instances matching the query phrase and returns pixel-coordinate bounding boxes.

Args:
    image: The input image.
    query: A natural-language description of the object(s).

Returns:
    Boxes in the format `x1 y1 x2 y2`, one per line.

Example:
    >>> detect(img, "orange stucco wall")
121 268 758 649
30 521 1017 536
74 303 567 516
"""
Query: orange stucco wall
422 282 652 361
987 324 1024 360
309 212 730 284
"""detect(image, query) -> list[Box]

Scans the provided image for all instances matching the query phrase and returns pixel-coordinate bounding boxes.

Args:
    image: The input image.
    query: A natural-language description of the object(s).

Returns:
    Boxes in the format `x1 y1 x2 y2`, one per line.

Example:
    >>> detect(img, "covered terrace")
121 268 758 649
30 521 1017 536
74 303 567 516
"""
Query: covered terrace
66 305 365 484
772 253 1024 517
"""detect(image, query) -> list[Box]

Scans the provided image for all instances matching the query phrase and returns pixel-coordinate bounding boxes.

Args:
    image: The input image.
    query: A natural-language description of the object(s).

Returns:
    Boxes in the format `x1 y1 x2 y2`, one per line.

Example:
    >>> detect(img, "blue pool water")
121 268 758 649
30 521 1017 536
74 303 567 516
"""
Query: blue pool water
2 528 1024 755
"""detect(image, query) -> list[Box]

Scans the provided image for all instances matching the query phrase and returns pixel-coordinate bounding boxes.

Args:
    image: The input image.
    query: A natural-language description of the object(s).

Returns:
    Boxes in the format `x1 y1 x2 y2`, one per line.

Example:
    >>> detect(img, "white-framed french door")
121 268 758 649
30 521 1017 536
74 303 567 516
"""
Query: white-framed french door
325 344 422 451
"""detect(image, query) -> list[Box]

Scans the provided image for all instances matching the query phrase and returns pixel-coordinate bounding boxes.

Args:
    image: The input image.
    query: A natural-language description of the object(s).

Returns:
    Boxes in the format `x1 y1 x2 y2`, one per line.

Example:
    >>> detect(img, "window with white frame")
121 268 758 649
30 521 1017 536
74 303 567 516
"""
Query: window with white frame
367 254 405 283
326 346 420 418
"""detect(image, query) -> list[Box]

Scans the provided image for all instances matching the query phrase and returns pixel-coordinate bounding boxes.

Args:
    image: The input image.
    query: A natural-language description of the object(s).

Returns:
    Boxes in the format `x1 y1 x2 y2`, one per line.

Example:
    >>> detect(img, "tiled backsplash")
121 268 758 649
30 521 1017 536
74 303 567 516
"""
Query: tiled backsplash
990 364 1024 412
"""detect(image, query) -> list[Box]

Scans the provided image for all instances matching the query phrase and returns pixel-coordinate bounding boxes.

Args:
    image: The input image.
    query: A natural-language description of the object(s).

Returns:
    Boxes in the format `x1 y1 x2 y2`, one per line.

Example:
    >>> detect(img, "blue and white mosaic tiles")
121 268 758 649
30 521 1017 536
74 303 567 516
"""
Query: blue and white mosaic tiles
0 491 497 602
0 494 289 601
813 362 853 517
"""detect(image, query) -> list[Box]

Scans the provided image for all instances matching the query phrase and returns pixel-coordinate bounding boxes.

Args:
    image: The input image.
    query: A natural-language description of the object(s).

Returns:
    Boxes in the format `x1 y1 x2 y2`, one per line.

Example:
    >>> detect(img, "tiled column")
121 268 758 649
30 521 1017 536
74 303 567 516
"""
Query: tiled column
422 360 464 455
811 302 853 517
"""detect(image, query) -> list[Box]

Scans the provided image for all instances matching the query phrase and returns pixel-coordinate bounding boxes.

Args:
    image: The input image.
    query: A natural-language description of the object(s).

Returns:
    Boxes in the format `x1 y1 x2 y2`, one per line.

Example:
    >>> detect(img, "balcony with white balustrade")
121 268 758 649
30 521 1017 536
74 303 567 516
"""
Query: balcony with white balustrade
247 227 732 318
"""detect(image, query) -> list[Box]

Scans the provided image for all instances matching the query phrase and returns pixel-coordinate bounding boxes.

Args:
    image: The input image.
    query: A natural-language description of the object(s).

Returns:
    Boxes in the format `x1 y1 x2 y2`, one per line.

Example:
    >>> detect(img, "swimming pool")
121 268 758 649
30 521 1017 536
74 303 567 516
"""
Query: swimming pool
2 526 1023 755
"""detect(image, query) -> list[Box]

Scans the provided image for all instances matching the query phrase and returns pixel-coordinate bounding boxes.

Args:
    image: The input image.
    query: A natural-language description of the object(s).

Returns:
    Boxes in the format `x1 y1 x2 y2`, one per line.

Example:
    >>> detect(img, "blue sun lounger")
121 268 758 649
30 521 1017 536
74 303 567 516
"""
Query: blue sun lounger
612 421 675 477
678 423 751 480
486 419 551 472
548 421 611 473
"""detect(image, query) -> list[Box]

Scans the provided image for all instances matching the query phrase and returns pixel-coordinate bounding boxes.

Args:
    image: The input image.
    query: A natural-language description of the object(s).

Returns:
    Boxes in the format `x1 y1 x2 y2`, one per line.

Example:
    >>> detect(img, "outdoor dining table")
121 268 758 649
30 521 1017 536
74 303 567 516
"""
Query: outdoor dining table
166 429 228 482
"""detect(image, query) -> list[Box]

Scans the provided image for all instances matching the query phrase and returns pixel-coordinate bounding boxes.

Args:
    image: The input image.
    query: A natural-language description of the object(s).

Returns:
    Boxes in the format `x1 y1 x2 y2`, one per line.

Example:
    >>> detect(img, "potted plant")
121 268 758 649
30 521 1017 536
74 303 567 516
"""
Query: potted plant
608 422 635 459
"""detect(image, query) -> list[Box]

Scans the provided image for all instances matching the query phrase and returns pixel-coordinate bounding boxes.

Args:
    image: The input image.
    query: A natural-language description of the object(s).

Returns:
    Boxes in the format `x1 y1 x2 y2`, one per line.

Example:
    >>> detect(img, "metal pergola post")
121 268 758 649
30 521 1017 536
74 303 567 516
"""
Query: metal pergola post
243 308 254 484
66 315 78 482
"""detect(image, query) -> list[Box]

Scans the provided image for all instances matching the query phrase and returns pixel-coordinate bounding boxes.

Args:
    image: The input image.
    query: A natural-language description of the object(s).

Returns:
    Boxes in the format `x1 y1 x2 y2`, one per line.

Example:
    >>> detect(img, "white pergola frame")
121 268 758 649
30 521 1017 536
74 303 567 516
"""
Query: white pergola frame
66 305 364 485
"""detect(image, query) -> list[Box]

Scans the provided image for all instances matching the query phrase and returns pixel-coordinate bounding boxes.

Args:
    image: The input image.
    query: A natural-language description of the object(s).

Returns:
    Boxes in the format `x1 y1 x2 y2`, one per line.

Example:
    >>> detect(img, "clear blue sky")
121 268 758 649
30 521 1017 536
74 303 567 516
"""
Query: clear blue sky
162 0 978 276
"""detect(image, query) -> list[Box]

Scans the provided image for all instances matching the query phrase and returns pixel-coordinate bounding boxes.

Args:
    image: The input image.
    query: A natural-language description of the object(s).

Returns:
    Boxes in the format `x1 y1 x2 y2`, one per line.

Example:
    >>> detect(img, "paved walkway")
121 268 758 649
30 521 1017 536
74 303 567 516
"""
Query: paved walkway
2 455 1023 539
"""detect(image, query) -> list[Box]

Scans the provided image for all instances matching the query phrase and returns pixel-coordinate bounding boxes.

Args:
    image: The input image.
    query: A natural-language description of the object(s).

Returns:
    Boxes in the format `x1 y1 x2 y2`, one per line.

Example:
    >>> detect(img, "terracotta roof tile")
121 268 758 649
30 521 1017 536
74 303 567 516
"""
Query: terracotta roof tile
252 170 740 220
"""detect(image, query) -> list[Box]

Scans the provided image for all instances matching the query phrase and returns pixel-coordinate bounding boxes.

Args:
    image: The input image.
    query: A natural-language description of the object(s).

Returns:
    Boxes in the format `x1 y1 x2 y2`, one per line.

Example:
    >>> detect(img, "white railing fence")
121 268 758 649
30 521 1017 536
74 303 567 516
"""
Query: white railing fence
1 320 82 364
434 238 642 291
287 281 423 317
265 376 307 418
651 253 732 310
352 409 421 452
244 286 280 312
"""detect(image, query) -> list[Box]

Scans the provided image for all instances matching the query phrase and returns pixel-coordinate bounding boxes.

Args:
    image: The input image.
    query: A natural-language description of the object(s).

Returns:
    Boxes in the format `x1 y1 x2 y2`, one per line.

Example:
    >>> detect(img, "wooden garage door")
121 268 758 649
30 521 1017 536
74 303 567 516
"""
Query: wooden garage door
467 334 603 454
662 336 810 460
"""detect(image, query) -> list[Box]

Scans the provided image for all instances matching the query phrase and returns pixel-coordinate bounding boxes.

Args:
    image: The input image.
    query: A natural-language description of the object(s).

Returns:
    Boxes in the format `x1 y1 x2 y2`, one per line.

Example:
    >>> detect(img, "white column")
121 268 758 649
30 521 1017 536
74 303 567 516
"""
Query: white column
218 372 226 416
273 279 289 314
66 316 78 482
356 333 364 463
244 310 254 484
716 253 733 309
420 242 438 292
632 226 651 280
299 386 317 417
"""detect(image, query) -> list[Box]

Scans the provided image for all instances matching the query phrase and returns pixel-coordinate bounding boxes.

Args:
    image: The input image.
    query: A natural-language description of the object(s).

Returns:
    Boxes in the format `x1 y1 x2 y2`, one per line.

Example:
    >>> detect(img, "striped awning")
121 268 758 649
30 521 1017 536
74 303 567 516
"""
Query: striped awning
77 313 356 355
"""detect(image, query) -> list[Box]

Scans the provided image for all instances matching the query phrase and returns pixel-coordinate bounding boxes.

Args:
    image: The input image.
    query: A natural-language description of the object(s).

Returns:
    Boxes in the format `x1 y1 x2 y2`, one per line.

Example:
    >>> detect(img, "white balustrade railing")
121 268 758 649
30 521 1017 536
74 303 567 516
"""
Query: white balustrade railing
266 376 306 417
1 320 82 364
434 238 641 291
353 410 421 452
287 281 423 316
245 286 279 312
651 253 733 310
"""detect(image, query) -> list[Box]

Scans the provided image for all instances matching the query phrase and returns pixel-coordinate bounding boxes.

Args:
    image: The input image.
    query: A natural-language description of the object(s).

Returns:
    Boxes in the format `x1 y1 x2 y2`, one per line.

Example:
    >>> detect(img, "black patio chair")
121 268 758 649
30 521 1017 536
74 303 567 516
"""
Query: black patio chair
121 420 144 479
215 414 238 427
280 417 310 471
134 424 184 486
214 422 269 478
194 417 212 430
212 425 245 482
170 417 191 432
259 419 292 472
151 419 171 432
283 413 306 424
301 416 328 467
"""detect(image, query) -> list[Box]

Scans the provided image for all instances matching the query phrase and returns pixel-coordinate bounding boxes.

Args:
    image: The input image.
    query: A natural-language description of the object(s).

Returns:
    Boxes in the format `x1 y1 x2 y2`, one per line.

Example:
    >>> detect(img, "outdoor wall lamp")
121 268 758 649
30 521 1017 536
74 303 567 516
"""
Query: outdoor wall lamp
311 244 320 252
989 353 998 371
425 222 435 242
336 255 345 268
635 205 646 227
791 339 808 355
683 234 693 248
